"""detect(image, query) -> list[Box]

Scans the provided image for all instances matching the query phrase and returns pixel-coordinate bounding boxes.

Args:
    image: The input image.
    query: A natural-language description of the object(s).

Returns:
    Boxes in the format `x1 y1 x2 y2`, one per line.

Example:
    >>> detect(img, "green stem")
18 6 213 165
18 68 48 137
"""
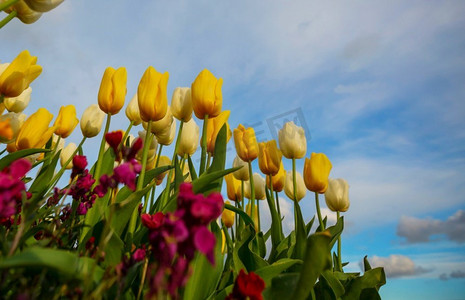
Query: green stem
120 121 134 149
155 144 163 169
0 9 16 29
0 0 19 11
172 120 184 161
337 211 342 270
257 198 261 232
275 190 281 219
315 192 325 231
136 121 152 191
292 158 298 202
48 136 87 193
94 114 112 182
136 258 149 300
199 114 209 175
206 152 212 169
247 161 255 229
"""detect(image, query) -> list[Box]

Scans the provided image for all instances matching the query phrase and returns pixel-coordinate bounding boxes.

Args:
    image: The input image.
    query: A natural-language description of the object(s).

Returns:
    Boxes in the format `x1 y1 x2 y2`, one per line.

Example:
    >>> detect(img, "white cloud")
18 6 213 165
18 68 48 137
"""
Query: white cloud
365 254 430 278
397 210 465 244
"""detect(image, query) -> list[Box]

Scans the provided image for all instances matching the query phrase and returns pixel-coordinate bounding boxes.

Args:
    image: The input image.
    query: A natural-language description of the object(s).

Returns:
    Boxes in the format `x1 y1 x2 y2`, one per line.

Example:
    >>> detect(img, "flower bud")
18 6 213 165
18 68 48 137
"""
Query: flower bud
80 104 105 138
156 119 176 146
267 161 285 192
222 201 235 228
303 153 332 194
224 173 242 202
125 94 143 125
24 0 64 12
3 2 42 24
324 178 350 212
98 67 127 115
15 108 55 150
232 155 249 181
171 87 193 122
205 110 231 154
3 87 31 113
177 118 199 157
233 124 258 162
60 142 77 170
0 120 13 143
284 171 307 201
0 50 42 97
191 69 223 119
278 121 306 159
244 173 266 200
258 140 282 176
137 66 169 122
54 105 79 138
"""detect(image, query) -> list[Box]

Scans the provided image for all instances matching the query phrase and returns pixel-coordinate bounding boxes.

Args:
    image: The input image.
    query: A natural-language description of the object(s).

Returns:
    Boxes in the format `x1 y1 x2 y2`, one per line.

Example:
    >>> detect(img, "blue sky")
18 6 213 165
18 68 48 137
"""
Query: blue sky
2 1 465 299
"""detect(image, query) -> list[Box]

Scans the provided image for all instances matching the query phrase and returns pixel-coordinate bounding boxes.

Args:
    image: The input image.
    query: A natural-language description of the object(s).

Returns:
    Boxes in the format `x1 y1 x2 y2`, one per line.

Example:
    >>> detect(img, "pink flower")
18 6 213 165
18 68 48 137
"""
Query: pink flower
0 159 30 219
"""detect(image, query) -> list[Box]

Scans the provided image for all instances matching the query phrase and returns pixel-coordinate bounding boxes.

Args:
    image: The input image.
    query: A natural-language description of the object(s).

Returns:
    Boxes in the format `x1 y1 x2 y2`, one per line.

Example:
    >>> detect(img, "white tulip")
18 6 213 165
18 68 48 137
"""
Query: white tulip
125 94 142 125
232 155 249 181
156 119 176 146
60 142 77 170
278 121 306 159
0 112 26 143
171 87 193 122
324 178 350 212
4 87 31 113
244 172 266 200
176 118 199 157
284 170 307 201
80 104 105 138
24 0 64 12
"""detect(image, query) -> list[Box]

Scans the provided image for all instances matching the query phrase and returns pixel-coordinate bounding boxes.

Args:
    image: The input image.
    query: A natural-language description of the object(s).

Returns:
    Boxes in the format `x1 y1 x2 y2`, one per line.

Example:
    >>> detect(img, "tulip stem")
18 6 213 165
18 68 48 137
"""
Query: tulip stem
0 0 19 11
292 158 298 202
155 144 163 169
247 161 256 230
199 114 209 175
120 121 134 150
275 190 281 219
137 121 153 191
315 192 325 231
94 114 112 183
337 211 342 270
0 10 16 30
172 120 184 162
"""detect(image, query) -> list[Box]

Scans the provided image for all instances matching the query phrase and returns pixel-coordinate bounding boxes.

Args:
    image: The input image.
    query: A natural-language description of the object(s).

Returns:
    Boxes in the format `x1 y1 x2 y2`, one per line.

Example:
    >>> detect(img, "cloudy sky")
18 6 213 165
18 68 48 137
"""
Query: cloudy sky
2 1 465 299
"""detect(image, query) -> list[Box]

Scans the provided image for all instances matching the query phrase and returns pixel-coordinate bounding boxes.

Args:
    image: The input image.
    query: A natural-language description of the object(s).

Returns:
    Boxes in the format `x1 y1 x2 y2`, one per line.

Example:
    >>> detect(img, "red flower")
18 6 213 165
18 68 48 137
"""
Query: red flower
105 130 123 153
226 269 266 300
141 212 165 230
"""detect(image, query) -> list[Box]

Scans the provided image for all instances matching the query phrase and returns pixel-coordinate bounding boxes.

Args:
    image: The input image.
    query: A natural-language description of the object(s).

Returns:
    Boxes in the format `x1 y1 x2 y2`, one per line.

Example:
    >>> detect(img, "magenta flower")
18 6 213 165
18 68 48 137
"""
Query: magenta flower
0 159 31 219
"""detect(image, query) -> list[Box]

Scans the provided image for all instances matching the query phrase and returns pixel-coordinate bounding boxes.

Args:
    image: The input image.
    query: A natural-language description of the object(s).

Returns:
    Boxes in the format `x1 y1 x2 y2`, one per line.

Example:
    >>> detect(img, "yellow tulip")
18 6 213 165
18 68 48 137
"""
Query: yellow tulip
24 0 64 12
205 110 231 154
98 67 127 115
3 1 42 24
80 104 105 138
137 66 169 122
191 69 223 119
232 155 249 181
125 94 143 125
3 87 31 113
60 142 77 170
177 118 199 157
224 173 242 202
15 108 55 150
278 121 306 159
0 119 13 143
267 161 286 192
324 178 350 212
284 171 307 201
233 124 258 162
54 105 79 138
0 50 42 97
303 153 332 194
258 140 282 176
222 201 235 228
152 156 171 185
171 87 193 122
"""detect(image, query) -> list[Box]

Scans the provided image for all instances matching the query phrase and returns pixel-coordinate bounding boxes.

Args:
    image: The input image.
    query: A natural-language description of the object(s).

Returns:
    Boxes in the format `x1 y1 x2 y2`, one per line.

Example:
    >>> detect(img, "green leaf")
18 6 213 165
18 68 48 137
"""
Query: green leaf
0 148 49 171
192 167 240 194
306 216 315 236
187 155 198 181
342 267 386 300
292 232 332 300
224 203 255 228
363 255 372 271
183 222 224 300
265 186 284 263
206 124 227 174
292 200 307 262
0 247 103 282
255 258 302 287
327 216 344 249
264 273 300 300
320 269 345 298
